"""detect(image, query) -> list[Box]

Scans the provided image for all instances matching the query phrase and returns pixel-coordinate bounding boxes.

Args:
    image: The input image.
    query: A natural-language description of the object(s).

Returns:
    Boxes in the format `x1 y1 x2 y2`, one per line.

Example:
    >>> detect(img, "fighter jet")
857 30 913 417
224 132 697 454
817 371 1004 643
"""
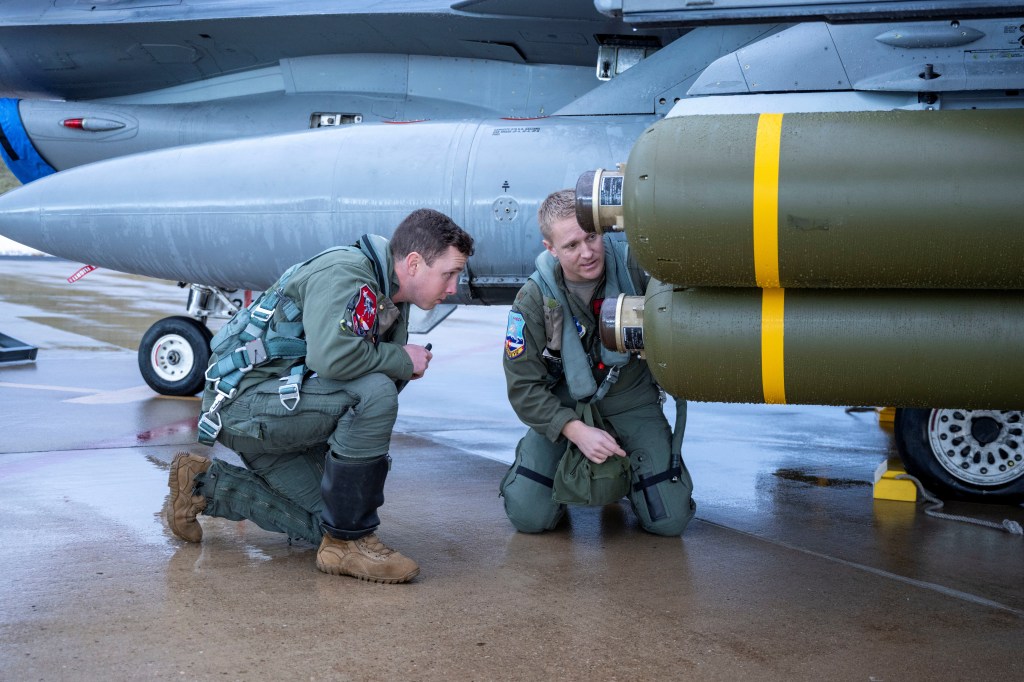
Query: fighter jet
0 0 1021 502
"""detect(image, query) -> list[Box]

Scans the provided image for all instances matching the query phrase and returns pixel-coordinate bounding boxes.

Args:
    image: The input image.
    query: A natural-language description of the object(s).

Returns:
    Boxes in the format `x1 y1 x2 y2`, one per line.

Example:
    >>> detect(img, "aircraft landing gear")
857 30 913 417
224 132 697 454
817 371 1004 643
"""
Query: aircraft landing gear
138 315 212 396
895 408 1024 504
138 284 244 396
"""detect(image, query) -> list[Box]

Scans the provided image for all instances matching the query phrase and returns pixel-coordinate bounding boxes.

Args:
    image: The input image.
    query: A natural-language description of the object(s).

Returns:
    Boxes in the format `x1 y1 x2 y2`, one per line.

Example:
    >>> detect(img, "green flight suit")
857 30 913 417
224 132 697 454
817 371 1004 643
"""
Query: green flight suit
195 241 413 544
501 248 696 536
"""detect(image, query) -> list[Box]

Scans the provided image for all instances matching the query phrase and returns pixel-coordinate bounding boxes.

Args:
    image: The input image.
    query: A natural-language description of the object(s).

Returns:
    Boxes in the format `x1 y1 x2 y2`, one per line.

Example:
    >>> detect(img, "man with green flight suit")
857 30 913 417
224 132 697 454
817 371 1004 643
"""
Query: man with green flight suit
166 209 474 583
500 189 695 535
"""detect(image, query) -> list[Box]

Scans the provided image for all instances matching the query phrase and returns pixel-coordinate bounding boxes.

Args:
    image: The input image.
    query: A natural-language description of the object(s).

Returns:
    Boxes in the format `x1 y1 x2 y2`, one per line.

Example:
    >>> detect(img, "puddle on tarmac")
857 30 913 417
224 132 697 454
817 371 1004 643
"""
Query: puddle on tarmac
1 448 174 546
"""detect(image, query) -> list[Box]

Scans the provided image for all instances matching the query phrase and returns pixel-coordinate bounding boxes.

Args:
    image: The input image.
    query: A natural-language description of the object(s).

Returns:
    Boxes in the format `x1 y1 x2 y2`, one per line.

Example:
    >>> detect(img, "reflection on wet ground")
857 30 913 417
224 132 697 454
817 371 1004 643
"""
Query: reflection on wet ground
772 467 873 488
0 257 188 351
2 257 1024 680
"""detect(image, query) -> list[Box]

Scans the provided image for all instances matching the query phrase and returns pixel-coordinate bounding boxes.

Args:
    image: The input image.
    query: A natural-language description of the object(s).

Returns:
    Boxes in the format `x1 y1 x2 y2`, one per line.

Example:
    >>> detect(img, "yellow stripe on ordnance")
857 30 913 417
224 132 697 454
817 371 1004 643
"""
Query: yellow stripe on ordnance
753 113 783 289
760 288 786 404
754 113 786 403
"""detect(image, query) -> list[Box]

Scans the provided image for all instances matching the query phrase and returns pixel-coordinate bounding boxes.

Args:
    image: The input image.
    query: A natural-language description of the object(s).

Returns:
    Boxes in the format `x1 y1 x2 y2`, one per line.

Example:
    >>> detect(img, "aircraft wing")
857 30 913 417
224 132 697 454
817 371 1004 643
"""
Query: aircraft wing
598 0 1024 24
0 0 685 100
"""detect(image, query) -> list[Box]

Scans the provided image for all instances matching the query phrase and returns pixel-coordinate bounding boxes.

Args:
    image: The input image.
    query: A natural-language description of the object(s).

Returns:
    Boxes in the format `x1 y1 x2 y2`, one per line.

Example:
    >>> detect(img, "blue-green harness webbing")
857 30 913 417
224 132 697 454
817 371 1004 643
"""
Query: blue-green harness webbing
197 235 391 446
529 236 636 403
530 236 685 483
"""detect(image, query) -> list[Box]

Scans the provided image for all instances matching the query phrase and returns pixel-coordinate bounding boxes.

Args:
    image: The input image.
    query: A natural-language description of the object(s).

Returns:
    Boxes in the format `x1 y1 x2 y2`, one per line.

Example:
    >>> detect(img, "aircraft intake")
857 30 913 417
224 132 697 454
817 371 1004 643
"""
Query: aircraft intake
585 107 1024 408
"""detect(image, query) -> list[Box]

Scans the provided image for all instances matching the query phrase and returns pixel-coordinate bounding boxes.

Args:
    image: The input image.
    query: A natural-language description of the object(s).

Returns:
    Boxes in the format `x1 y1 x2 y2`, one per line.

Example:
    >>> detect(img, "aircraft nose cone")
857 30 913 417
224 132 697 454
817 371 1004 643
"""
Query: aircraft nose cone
0 179 44 253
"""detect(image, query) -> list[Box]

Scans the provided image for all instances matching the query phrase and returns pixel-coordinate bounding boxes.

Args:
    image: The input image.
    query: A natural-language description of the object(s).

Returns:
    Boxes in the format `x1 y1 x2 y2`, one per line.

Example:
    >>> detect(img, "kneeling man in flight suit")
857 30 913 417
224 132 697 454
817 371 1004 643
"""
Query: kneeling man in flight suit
500 189 695 535
167 209 474 583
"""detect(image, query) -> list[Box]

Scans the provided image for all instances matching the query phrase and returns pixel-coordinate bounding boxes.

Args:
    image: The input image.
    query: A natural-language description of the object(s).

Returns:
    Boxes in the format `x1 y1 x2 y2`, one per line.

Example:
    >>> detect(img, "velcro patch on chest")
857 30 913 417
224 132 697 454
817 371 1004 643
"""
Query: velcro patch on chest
505 311 526 360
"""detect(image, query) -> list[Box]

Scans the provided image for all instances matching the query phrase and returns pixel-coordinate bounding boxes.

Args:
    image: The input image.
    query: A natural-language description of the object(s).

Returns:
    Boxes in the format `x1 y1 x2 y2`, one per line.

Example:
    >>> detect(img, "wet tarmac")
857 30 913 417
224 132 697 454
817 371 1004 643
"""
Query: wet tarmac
1 257 1023 681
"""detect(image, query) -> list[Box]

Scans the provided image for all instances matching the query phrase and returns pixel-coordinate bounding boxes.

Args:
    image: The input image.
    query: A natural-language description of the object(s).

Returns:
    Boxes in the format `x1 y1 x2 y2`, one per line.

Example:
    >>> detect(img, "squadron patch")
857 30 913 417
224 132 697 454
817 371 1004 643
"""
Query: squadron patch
347 284 378 337
505 311 526 360
573 317 586 338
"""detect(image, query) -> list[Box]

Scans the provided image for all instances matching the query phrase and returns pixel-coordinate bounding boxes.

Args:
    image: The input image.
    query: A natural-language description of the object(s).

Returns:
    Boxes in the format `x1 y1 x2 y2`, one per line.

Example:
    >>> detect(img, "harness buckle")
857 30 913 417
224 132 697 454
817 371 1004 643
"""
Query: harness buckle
212 385 236 406
227 344 256 375
243 337 267 367
250 303 275 324
197 411 222 446
278 375 302 411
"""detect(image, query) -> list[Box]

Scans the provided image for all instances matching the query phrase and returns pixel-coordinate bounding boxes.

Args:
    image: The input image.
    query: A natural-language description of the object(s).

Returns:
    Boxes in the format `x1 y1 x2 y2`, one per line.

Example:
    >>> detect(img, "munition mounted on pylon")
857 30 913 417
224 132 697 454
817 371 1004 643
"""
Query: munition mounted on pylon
578 108 1024 409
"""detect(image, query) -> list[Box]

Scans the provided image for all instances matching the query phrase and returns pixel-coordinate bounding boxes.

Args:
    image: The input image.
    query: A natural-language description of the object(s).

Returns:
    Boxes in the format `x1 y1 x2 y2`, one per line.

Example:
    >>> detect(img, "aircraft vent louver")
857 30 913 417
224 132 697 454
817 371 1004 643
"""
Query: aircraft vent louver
310 113 363 128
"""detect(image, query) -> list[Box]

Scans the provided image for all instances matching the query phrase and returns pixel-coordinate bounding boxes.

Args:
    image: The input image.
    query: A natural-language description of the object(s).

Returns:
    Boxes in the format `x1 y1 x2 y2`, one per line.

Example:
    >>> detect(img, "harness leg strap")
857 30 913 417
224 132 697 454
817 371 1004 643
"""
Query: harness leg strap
635 472 668 521
515 465 554 488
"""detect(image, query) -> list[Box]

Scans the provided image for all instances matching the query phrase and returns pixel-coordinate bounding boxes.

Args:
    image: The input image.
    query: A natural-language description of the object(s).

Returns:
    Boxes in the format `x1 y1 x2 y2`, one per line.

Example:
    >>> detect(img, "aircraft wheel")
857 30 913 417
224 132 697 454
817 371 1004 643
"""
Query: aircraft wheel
138 316 212 396
894 408 1024 503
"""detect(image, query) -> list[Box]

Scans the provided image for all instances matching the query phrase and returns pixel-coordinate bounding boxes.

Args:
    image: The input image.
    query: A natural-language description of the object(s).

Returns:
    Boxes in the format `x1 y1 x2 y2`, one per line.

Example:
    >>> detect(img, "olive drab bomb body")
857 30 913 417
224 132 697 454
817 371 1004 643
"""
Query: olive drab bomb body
580 109 1024 291
581 108 1024 409
602 285 1024 409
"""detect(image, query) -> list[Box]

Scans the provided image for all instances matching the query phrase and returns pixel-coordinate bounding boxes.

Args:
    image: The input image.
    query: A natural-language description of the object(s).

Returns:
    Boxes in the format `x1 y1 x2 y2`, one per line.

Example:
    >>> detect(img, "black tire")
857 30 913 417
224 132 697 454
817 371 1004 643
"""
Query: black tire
894 408 1024 504
138 316 212 396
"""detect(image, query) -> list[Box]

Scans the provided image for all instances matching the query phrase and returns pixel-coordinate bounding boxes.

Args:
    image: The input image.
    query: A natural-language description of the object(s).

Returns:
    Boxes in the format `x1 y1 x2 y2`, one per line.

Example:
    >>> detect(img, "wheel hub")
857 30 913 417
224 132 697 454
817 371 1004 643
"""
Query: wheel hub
151 333 195 382
970 416 1001 445
929 409 1024 487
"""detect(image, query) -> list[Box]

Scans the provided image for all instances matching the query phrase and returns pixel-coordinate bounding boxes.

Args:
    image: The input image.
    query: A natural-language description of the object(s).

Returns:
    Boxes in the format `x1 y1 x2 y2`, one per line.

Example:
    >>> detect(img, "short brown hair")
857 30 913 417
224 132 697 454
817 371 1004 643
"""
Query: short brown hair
537 189 576 242
391 209 474 265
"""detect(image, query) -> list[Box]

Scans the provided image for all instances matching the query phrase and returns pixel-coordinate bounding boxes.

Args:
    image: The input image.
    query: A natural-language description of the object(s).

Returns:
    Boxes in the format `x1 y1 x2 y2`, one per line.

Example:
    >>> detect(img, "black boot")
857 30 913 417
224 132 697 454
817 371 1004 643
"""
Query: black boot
316 452 418 583
320 452 389 539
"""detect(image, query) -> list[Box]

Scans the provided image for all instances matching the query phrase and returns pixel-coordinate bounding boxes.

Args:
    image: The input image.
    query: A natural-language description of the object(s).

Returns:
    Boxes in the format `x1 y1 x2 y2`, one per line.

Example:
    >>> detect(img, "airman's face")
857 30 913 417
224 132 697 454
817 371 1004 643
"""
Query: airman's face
544 215 604 282
406 245 467 309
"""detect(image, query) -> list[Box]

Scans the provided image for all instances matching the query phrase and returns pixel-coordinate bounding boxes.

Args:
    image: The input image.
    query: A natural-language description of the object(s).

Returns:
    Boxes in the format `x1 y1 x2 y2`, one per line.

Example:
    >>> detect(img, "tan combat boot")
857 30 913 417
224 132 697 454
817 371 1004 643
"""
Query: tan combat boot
167 451 211 542
316 533 420 583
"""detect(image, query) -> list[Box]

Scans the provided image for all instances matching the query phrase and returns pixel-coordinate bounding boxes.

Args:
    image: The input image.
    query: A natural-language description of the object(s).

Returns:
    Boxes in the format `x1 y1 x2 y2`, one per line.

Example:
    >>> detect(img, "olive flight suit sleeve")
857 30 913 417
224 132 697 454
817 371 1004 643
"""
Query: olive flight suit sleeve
503 281 578 443
298 259 414 382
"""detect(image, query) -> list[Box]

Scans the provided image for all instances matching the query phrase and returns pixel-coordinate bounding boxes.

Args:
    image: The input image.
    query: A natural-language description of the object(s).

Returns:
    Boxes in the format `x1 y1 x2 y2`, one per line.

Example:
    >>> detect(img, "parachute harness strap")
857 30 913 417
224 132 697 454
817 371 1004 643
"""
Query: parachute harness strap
278 364 306 411
896 474 1024 536
196 243 376 446
198 281 305 446
590 364 620 403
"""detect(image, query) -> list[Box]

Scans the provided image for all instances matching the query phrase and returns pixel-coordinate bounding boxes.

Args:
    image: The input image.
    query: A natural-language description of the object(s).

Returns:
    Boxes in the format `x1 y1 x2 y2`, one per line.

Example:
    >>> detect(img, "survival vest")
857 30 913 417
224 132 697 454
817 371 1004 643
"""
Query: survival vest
197 235 391 446
531 236 687 488
529 235 639 403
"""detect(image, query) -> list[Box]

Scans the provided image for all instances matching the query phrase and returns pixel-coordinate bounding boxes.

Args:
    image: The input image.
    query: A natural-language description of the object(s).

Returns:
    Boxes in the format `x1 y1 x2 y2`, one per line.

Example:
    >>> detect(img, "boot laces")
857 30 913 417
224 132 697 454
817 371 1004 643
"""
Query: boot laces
358 534 395 558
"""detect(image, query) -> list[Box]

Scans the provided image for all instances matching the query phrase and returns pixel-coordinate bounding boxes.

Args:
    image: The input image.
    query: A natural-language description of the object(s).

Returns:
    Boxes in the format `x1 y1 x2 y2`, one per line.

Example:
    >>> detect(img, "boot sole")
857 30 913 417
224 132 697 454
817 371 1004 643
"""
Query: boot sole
167 453 205 543
315 558 419 584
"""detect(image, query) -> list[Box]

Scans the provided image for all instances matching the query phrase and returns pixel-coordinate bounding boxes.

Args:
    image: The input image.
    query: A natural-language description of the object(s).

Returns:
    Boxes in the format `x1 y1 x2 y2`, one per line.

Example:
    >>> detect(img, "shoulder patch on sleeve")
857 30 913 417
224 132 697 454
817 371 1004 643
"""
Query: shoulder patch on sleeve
344 284 378 337
505 311 526 360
